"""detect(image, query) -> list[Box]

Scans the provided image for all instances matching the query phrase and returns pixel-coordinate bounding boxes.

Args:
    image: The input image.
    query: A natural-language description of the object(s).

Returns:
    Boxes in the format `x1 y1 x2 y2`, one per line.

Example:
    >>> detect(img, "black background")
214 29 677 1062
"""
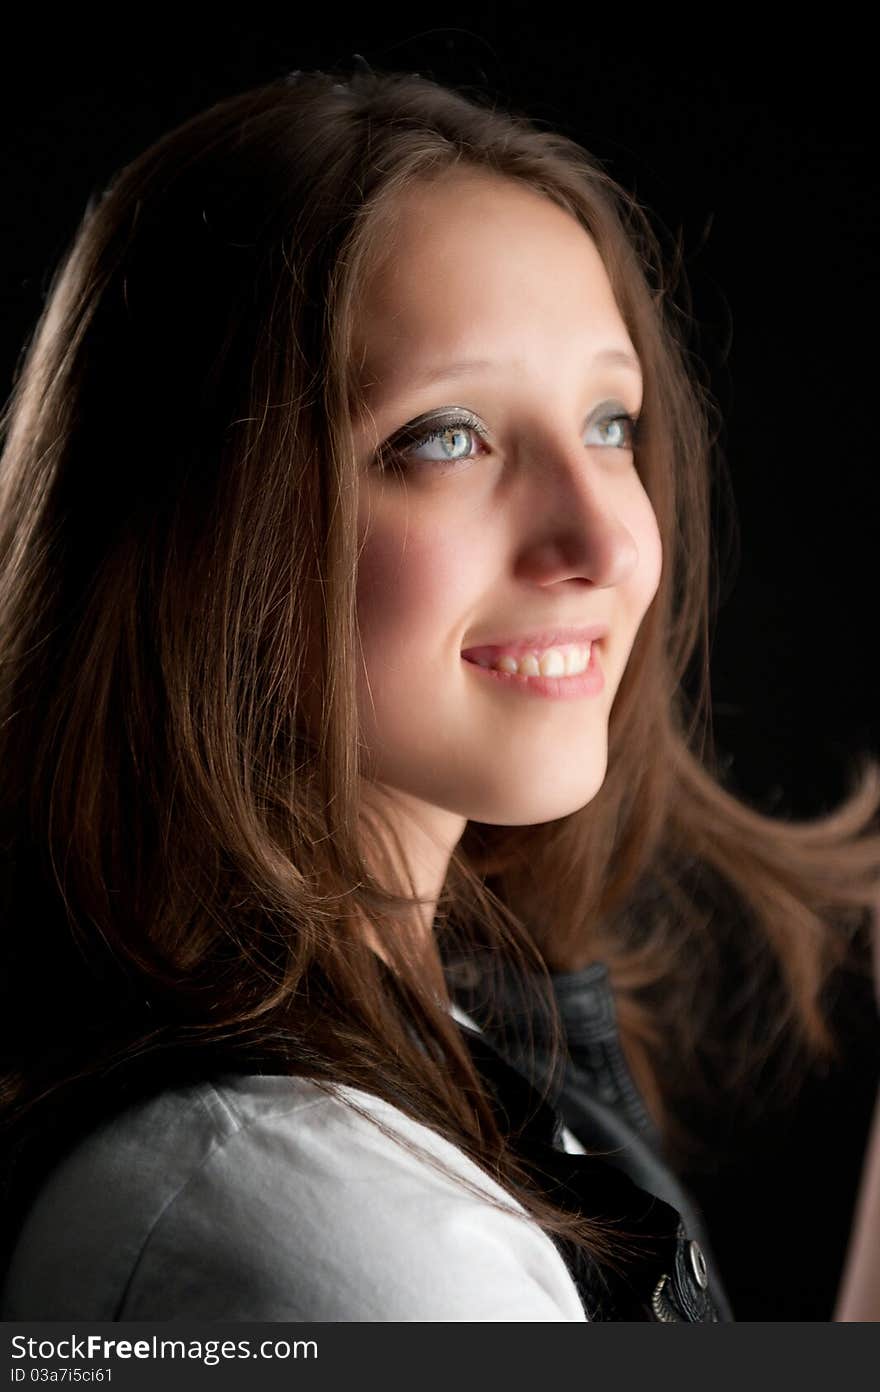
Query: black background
2 11 877 1321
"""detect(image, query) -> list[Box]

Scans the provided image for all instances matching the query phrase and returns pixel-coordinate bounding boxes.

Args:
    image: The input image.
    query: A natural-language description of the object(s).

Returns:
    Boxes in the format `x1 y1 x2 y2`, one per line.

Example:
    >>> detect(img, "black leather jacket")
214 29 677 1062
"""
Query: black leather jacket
450 957 735 1321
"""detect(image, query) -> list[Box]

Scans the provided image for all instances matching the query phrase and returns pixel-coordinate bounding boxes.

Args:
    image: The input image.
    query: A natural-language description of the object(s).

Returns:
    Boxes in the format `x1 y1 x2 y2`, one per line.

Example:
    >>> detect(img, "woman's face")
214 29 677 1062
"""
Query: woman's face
350 171 662 833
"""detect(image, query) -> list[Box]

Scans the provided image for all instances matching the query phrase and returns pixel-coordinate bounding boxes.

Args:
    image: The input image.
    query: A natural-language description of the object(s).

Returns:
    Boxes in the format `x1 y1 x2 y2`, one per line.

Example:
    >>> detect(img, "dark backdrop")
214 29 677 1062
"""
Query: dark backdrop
2 11 877 1321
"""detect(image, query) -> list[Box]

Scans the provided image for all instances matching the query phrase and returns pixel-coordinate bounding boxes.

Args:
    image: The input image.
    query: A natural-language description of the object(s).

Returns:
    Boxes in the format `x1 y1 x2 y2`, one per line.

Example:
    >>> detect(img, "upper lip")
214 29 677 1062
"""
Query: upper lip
461 624 608 660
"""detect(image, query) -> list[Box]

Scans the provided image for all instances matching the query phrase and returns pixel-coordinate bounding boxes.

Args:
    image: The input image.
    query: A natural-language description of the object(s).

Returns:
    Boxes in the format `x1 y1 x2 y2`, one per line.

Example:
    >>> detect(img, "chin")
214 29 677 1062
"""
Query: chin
458 759 609 828
477 793 604 828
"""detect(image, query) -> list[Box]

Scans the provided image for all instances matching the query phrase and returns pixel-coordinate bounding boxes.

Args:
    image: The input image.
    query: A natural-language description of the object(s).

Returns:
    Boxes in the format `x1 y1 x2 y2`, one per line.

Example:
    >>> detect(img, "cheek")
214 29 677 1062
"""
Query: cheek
640 512 664 608
628 489 663 615
355 516 479 658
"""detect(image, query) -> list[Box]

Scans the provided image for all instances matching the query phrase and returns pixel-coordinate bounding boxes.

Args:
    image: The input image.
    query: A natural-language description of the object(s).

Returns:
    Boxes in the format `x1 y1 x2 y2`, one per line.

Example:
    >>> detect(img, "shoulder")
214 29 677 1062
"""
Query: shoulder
1 1074 586 1322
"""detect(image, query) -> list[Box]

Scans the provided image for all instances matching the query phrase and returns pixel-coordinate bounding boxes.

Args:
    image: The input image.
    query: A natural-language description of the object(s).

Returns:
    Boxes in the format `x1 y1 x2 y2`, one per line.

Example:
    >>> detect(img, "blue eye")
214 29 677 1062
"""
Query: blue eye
377 404 642 474
378 410 489 474
591 412 641 450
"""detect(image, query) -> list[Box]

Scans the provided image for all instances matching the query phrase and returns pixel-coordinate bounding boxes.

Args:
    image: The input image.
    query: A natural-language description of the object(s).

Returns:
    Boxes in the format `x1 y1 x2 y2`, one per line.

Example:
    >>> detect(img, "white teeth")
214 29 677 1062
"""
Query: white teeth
564 647 589 675
488 643 591 677
539 649 565 677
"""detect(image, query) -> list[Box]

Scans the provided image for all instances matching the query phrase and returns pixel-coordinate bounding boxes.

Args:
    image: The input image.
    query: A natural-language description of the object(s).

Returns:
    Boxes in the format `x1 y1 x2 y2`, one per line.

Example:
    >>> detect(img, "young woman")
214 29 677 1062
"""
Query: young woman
0 65 878 1322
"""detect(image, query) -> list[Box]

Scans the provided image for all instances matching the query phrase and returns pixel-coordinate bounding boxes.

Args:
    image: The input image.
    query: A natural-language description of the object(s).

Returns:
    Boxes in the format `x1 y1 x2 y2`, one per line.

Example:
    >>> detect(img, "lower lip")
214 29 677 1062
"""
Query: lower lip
461 644 605 699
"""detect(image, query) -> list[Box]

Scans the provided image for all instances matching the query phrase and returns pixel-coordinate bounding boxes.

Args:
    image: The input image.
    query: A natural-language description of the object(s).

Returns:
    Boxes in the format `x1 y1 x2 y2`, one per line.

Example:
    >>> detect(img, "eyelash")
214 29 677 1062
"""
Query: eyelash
378 407 643 473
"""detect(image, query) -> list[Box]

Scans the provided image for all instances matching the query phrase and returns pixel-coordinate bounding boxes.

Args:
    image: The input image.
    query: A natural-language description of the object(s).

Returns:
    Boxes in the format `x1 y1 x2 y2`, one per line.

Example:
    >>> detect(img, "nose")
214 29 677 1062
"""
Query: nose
513 436 640 589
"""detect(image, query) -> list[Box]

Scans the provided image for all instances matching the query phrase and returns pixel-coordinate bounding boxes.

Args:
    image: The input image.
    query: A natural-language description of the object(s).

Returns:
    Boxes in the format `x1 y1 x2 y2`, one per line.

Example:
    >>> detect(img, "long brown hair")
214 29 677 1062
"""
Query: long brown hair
1 64 878 1276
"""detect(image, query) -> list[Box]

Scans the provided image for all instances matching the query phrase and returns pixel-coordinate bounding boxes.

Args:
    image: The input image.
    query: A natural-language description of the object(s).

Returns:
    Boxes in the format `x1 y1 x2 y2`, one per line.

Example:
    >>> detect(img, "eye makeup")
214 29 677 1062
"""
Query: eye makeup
374 400 643 474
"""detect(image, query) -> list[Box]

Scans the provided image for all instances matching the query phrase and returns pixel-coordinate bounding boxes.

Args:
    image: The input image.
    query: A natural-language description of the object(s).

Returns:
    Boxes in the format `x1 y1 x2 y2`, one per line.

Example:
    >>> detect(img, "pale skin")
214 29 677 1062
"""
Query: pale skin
351 169 661 943
348 169 879 1319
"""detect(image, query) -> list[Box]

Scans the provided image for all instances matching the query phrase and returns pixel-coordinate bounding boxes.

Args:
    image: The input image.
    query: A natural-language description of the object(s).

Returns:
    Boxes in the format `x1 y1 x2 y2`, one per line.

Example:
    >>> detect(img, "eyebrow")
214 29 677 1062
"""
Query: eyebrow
405 346 643 388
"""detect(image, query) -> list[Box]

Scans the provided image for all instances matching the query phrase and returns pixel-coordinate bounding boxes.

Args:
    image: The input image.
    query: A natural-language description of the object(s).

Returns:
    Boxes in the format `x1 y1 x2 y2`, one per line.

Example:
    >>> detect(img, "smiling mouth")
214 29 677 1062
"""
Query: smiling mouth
461 640 605 699
462 641 593 678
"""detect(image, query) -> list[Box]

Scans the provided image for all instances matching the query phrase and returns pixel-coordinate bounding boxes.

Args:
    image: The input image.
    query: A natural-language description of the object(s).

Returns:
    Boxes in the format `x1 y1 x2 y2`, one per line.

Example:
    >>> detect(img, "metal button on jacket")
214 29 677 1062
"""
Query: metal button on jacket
689 1239 709 1290
446 951 736 1320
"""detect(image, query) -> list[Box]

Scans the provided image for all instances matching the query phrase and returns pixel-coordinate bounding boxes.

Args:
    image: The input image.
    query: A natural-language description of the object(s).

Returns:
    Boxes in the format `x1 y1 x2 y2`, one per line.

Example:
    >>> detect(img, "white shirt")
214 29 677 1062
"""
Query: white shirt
1 1003 588 1321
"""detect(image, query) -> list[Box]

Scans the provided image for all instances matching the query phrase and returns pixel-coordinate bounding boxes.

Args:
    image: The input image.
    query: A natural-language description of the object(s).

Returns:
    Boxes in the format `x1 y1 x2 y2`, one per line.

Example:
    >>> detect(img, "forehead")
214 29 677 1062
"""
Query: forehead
351 171 634 397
